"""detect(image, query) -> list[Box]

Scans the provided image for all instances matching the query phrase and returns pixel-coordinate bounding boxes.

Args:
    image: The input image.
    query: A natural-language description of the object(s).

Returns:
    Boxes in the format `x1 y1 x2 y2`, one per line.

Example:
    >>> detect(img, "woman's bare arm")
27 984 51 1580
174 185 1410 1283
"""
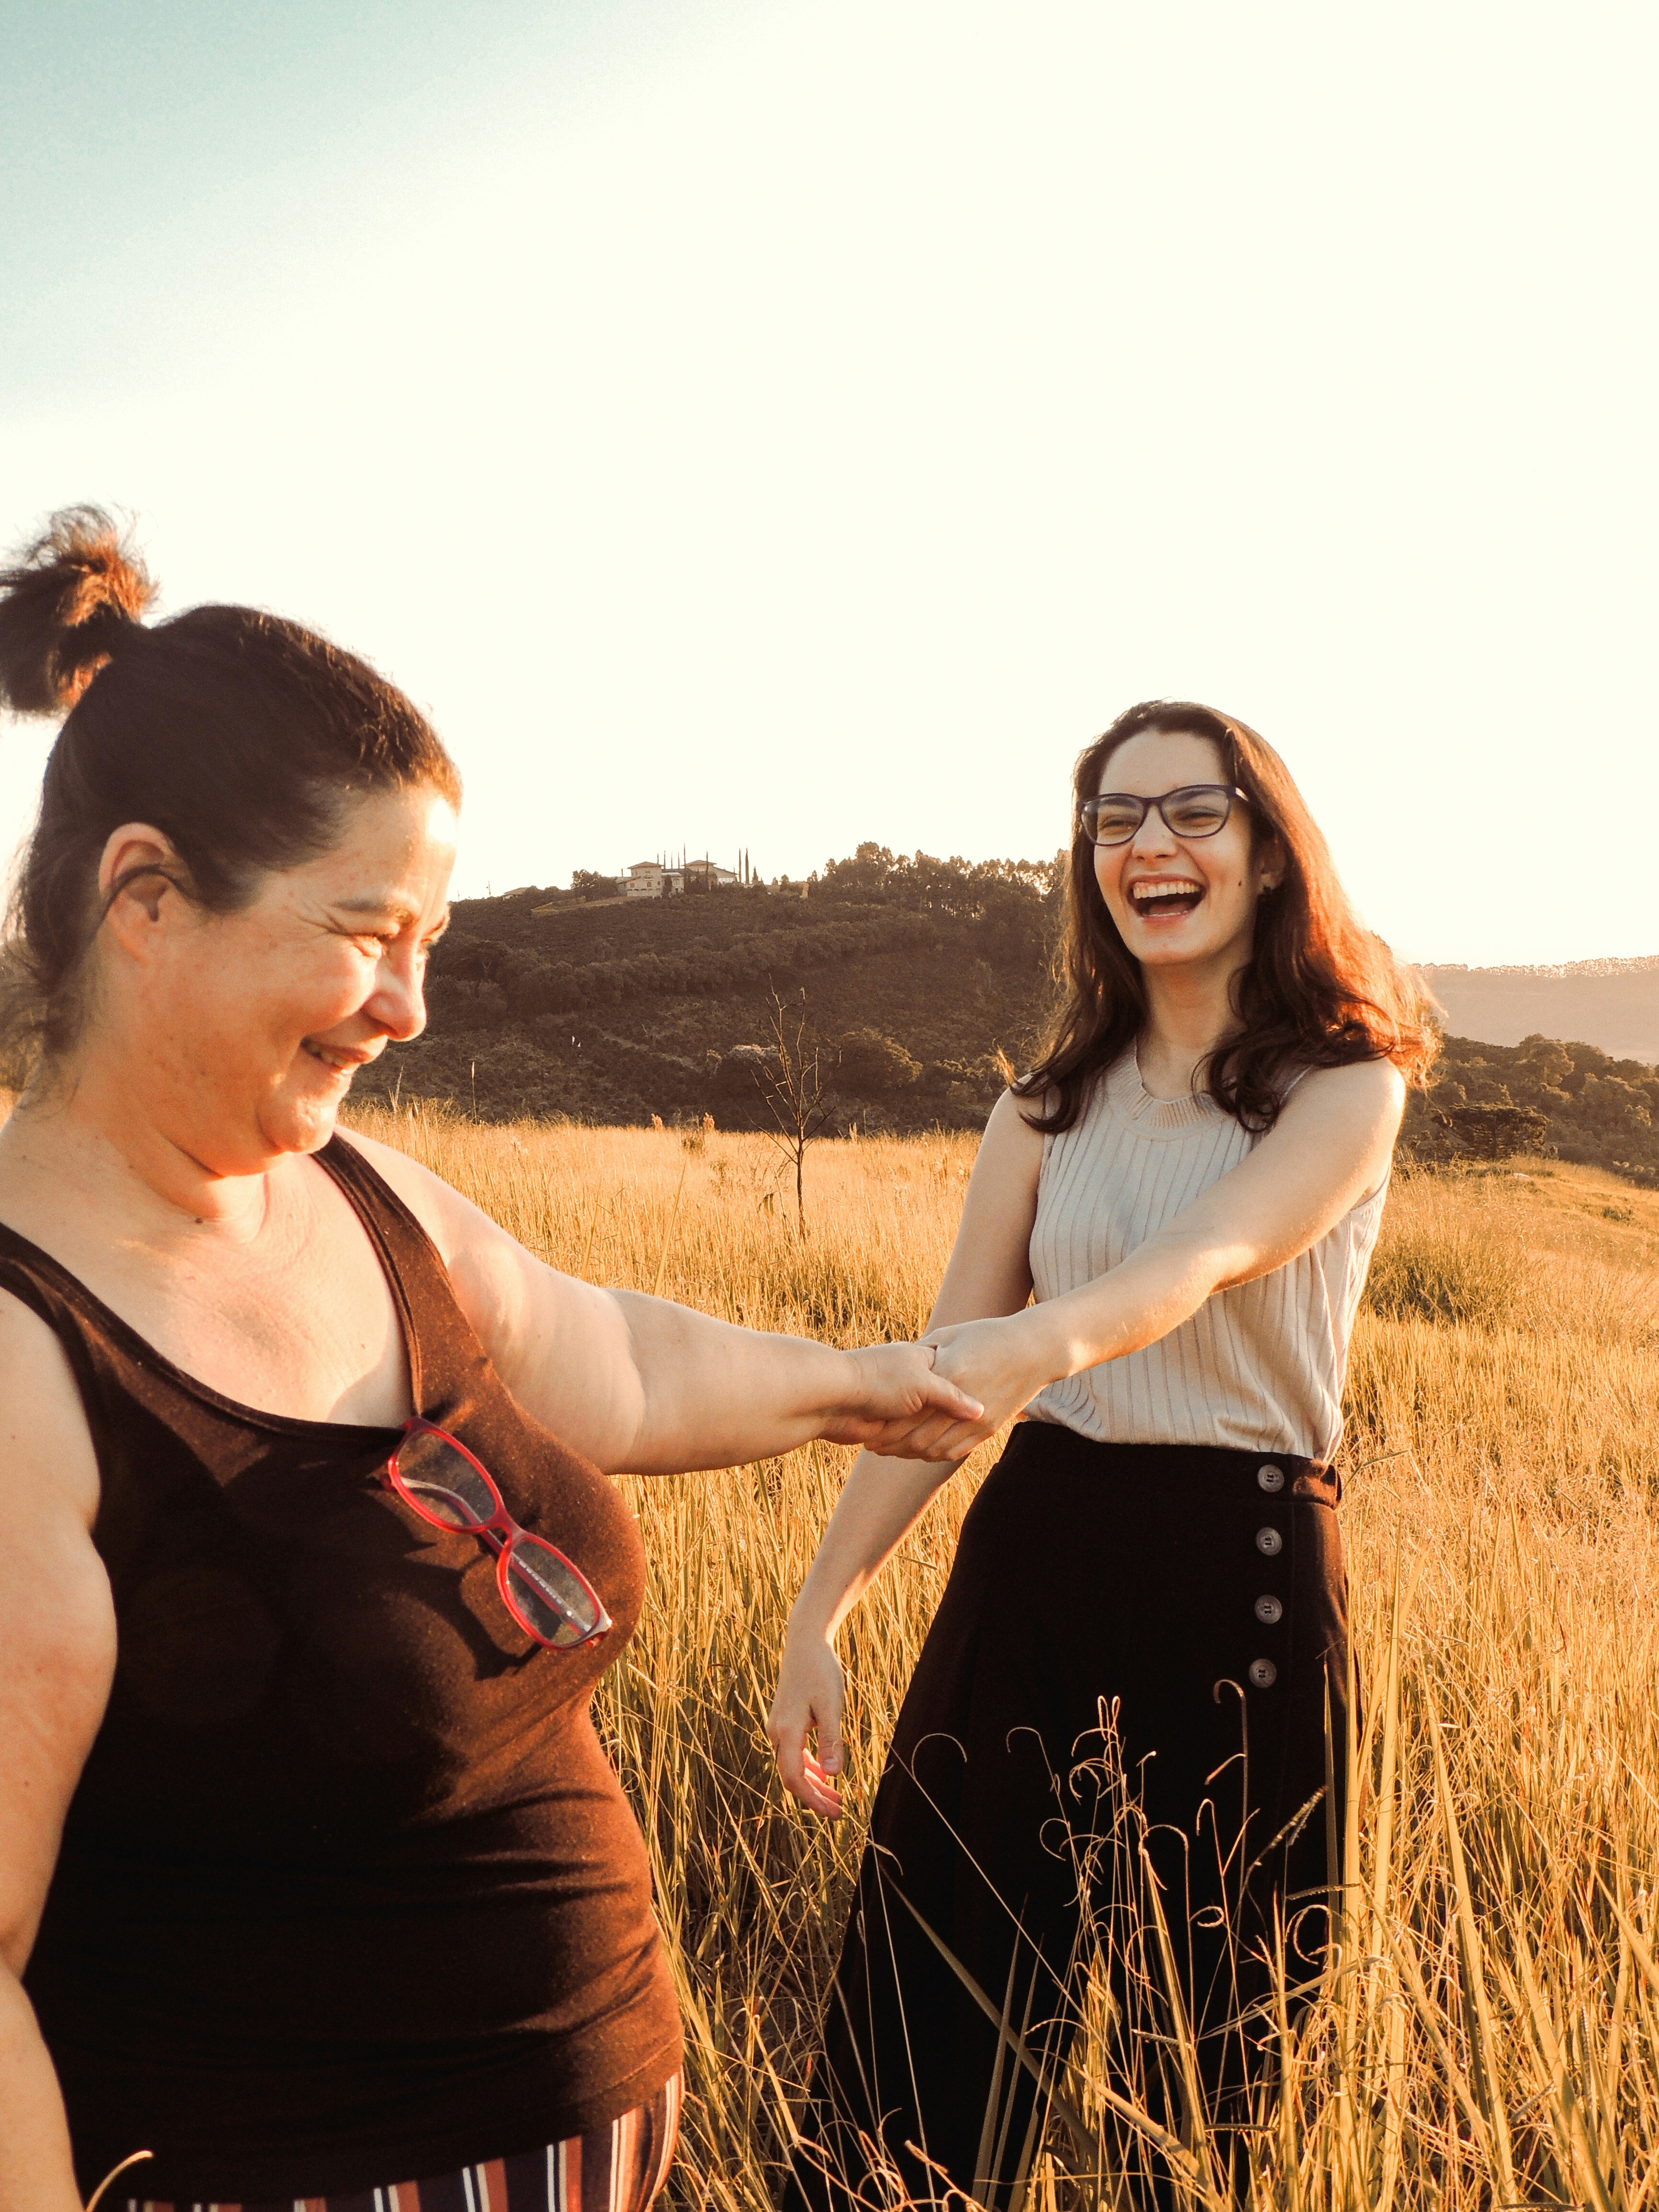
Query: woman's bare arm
913 1058 1405 1459
0 1302 117 2212
348 1132 981 1473
768 1092 1044 1814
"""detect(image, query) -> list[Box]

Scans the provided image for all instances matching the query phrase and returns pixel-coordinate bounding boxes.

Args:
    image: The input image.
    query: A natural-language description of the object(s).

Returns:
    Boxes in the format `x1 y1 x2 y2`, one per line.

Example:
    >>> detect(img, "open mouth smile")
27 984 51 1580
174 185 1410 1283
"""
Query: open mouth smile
1127 877 1204 921
302 1042 372 1079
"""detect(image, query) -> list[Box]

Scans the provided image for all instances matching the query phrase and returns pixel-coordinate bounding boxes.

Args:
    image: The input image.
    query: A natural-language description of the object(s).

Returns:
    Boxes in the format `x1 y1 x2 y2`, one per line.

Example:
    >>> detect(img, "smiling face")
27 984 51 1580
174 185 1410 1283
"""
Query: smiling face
92 783 458 1176
1092 727 1282 978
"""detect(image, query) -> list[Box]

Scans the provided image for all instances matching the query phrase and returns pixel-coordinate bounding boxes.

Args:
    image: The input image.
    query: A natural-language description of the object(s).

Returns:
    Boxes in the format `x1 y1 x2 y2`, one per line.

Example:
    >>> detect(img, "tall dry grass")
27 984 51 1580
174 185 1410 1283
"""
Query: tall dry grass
350 1103 1659 2209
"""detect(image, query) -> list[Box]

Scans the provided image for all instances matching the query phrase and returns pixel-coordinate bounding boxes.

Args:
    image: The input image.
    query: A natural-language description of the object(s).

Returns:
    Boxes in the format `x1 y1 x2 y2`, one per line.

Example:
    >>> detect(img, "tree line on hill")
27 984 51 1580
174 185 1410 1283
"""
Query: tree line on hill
443 913 944 1022
353 847 1659 1184
1401 1032 1659 1186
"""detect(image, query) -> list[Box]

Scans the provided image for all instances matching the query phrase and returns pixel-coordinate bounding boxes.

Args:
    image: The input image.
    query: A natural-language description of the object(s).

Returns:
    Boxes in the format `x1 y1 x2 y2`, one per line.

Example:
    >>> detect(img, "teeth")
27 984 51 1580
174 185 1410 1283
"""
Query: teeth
308 1045 355 1070
1130 879 1202 902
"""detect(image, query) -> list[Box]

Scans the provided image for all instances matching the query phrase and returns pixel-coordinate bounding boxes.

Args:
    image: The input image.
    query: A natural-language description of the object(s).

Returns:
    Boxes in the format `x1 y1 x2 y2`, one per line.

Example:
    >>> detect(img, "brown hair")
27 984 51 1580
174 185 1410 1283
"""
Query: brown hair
0 506 460 1080
1020 699 1436 1134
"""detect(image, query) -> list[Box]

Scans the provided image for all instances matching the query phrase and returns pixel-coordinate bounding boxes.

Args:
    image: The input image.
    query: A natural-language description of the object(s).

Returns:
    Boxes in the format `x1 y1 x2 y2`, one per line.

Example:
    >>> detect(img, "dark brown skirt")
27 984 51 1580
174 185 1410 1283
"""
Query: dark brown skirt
788 1425 1349 2211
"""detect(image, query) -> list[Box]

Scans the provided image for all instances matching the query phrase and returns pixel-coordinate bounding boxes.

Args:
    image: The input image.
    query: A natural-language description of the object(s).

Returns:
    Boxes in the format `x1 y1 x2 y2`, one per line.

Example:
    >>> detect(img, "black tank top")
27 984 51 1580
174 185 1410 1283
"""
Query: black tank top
12 1135 683 2201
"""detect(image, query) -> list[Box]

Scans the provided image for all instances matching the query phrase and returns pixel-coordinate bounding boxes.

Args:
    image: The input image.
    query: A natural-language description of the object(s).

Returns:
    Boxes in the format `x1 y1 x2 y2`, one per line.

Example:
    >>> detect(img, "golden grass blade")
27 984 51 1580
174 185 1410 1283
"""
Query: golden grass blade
1428 1704 1519 2199
1606 1888 1659 2007
1383 1915 1499 2158
651 1156 691 1297
1135 1841 1224 2205
83 2152 152 2212
576 1190 605 1280
1511 1938 1620 2212
1629 2144 1659 2212
1376 1963 1407 2212
1370 1549 1422 1950
972 1935 1023 2196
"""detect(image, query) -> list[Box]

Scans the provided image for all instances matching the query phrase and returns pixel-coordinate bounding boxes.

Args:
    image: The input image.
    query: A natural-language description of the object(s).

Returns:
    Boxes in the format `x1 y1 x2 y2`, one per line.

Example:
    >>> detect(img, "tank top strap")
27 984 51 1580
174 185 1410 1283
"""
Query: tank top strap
316 1132 495 1423
0 1135 495 1443
0 1228 118 1437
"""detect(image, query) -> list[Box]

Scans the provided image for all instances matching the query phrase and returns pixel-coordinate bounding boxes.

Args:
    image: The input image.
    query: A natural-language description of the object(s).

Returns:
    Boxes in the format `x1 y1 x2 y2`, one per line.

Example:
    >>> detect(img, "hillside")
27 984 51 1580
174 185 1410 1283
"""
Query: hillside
1424 956 1659 1063
361 849 1659 1183
360 845 1057 1132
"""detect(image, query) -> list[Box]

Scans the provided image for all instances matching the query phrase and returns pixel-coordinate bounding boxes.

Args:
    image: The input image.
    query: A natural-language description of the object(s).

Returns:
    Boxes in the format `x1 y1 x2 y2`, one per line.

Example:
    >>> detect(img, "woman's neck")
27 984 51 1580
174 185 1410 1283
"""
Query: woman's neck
0 1061 277 1243
1135 955 1246 1099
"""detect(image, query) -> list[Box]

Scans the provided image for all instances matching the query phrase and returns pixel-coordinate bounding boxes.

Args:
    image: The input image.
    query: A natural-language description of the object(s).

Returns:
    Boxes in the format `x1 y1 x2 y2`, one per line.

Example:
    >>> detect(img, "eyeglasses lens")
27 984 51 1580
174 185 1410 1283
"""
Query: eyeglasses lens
393 1428 499 1529
506 1538 607 1647
1163 789 1231 836
1088 798 1146 845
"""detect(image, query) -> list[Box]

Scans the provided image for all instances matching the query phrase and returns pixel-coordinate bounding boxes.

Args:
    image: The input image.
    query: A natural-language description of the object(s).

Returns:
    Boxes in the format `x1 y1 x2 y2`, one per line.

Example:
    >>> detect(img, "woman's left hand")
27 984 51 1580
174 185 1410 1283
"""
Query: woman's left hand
820 1343 985 1457
904 1313 1053 1459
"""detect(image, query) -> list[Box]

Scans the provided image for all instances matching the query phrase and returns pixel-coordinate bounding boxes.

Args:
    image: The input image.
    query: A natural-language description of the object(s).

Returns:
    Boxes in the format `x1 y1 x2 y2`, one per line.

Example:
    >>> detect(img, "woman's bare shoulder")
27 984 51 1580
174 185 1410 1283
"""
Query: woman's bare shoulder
1281 1055 1407 1128
331 1125 513 1267
982 1085 1048 1162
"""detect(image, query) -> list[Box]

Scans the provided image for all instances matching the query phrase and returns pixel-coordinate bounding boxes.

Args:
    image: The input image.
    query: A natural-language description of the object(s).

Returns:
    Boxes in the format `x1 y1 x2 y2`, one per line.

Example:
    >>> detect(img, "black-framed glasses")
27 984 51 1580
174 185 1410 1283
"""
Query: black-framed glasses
1081 784 1250 848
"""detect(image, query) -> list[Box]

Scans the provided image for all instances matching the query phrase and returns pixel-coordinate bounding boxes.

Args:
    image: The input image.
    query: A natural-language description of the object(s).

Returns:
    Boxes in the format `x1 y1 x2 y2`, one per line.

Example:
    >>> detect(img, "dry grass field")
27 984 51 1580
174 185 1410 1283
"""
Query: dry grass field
349 1102 1659 2211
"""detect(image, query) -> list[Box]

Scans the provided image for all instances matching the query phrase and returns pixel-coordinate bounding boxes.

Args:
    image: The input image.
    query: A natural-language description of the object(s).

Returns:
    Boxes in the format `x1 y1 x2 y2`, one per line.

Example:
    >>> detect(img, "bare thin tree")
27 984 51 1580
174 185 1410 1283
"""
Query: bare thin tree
752 982 834 1234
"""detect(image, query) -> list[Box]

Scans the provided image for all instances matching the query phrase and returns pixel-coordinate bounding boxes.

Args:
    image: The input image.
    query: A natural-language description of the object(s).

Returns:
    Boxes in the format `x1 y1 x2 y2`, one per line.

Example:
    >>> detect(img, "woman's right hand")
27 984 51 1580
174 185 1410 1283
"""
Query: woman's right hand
767 1631 847 1819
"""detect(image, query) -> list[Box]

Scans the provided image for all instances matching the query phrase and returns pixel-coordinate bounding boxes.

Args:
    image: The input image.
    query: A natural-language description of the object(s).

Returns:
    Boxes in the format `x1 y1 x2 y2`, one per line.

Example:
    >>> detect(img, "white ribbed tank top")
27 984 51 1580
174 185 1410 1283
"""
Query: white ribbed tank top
1024 1052 1386 1461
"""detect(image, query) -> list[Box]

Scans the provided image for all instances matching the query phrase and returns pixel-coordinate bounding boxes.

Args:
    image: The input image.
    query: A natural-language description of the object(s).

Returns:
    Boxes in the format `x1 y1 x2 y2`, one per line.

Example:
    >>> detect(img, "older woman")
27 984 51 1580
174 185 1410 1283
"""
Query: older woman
0 509 980 2212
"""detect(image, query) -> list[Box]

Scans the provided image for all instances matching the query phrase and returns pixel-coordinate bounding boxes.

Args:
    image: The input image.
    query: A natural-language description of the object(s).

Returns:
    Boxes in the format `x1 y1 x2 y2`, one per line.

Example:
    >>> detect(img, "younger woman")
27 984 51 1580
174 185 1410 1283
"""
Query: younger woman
769 701 1432 2206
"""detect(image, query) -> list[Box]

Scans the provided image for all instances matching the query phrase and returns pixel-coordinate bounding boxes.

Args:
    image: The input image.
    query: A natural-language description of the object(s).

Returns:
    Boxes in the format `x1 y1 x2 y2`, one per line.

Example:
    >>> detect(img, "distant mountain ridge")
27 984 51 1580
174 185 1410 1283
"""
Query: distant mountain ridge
1420 956 1659 1066
1427 954 1659 979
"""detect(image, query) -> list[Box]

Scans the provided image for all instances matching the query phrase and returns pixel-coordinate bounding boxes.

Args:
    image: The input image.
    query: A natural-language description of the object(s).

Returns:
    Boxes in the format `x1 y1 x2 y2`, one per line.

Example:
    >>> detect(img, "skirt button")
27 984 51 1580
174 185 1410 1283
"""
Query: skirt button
1249 1658 1278 1688
1257 1464 1285 1492
1255 1527 1284 1556
1254 1594 1284 1624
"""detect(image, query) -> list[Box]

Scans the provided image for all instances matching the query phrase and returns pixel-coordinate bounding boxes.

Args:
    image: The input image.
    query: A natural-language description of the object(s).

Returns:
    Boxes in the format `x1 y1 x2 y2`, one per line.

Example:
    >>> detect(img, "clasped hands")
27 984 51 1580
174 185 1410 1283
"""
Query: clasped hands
827 1313 1051 1464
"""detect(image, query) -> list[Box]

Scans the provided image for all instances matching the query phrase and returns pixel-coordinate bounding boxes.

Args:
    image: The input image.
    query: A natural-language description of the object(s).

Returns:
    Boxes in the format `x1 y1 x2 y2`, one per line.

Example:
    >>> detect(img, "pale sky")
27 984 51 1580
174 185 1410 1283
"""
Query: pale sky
2 1 1655 964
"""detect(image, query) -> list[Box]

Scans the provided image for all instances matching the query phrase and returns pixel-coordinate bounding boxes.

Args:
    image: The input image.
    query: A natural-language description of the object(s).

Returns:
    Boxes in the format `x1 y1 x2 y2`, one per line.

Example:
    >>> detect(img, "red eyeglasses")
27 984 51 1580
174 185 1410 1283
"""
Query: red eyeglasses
383 1418 612 1651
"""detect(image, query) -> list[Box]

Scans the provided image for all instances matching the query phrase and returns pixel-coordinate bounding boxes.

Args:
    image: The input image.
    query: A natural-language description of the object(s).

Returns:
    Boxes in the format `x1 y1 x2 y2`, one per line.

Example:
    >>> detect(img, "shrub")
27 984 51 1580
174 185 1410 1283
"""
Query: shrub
1363 1216 1532 1329
837 1027 920 1091
713 1044 781 1094
1439 1103 1550 1160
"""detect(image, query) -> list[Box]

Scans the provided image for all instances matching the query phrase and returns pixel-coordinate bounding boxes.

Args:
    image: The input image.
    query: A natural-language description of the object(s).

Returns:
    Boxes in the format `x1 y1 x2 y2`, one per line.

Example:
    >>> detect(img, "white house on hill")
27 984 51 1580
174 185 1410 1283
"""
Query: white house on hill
624 855 742 899
624 861 678 899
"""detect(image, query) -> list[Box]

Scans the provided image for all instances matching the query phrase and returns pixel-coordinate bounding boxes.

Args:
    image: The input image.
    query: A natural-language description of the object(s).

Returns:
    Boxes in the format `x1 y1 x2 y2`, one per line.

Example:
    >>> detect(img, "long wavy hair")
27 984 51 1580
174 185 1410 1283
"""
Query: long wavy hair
1019 700 1436 1134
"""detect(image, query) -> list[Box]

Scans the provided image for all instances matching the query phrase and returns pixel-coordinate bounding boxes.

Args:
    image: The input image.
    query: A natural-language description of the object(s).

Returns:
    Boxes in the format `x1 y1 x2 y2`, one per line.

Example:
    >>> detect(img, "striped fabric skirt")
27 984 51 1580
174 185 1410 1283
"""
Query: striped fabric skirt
123 2075 680 2212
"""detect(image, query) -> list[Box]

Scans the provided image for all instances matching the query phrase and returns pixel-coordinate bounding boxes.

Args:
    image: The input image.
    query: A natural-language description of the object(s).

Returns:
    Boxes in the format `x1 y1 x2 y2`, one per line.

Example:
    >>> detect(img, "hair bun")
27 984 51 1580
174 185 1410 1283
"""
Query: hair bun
0 505 157 716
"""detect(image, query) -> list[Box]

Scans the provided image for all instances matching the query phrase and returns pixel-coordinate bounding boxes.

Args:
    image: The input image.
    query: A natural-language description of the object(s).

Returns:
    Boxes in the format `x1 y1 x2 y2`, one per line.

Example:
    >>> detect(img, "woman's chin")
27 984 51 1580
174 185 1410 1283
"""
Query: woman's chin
1130 919 1250 972
262 1070 350 1155
1133 932 1205 966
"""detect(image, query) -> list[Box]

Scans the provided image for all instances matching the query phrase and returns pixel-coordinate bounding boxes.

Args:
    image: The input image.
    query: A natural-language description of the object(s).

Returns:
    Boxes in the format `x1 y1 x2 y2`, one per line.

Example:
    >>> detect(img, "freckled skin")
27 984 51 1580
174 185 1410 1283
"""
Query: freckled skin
78 788 461 1185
